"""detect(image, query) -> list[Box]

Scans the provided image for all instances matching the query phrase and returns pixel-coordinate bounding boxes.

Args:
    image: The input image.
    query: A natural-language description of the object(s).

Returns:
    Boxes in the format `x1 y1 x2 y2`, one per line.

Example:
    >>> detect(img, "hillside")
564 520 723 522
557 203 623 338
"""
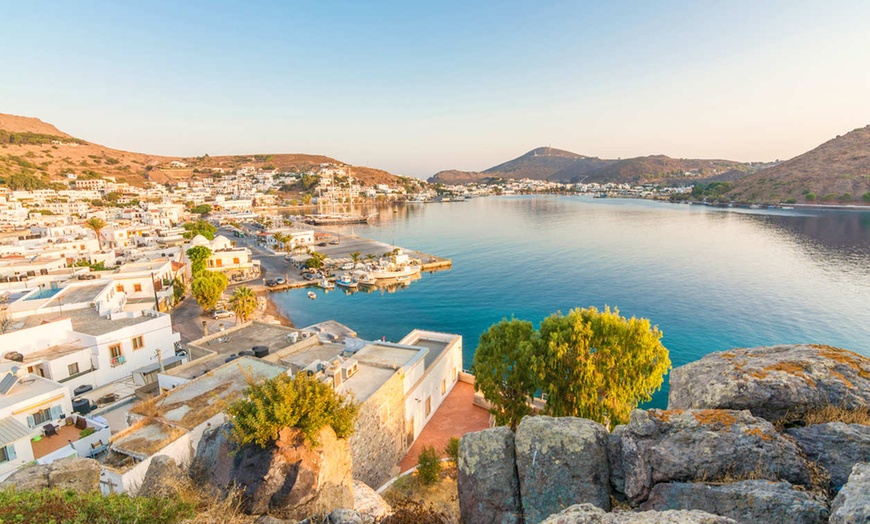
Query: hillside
0 113 406 189
429 169 486 185
569 155 752 185
729 125 870 204
429 147 612 184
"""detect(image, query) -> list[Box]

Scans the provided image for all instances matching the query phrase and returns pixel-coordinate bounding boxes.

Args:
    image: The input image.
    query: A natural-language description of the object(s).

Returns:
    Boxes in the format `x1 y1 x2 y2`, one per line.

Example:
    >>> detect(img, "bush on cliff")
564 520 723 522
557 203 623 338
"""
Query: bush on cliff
417 445 442 486
227 372 359 448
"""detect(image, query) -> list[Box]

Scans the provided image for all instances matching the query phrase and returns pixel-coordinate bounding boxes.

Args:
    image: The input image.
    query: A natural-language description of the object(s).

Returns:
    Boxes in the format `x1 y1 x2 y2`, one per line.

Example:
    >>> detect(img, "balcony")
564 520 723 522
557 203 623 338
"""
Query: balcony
110 355 126 367
32 417 111 463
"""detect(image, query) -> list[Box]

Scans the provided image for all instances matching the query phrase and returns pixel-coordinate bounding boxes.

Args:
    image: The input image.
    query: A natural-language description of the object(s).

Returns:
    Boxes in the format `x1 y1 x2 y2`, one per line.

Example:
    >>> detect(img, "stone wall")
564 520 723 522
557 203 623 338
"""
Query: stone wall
349 371 406 489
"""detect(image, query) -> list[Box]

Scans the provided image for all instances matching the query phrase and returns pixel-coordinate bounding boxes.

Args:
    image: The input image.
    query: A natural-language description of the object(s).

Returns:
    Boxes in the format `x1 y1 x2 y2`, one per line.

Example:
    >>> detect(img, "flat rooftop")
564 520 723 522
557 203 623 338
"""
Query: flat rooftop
270 340 346 371
353 343 422 371
109 419 186 463
188 321 299 357
116 260 171 273
0 373 65 412
48 283 106 306
341 363 396 402
22 307 156 336
22 340 85 363
413 338 449 369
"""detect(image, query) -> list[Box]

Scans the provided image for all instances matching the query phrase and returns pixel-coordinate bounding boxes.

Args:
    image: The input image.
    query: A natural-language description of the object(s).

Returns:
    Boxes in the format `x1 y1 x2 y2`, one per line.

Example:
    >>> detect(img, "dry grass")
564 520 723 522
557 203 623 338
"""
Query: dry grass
382 467 459 524
775 405 870 431
155 474 255 524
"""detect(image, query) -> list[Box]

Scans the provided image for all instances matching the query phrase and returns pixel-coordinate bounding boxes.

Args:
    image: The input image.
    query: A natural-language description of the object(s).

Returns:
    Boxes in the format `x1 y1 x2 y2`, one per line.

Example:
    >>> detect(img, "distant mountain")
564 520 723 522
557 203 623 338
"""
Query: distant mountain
0 113 406 188
570 155 752 185
429 147 612 184
729 126 870 203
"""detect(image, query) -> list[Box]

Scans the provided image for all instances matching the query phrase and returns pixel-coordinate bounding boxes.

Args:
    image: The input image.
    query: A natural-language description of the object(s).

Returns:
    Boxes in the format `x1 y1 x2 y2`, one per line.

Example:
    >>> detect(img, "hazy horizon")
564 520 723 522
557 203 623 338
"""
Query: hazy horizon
2 1 869 178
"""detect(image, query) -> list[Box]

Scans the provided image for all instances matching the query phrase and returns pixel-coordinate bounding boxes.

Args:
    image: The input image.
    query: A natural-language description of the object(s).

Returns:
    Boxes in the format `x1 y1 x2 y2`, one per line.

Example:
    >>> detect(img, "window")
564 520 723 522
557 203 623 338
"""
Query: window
68 362 79 376
425 396 432 416
32 407 52 426
233 257 240 264
441 378 447 396
132 335 144 350
208 260 214 267
109 344 122 359
134 283 142 292
216 259 223 267
115 284 124 293
0 444 16 463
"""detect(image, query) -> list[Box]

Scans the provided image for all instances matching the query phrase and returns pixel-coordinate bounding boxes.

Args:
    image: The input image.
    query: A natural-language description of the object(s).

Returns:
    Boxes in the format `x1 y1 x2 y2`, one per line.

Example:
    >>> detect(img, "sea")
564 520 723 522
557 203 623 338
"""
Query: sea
271 196 870 408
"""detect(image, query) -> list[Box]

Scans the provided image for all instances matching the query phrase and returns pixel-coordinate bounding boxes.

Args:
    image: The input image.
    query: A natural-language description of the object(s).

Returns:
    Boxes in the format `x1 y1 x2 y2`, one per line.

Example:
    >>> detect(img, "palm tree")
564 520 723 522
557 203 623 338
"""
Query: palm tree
350 251 361 267
229 286 258 324
84 217 107 251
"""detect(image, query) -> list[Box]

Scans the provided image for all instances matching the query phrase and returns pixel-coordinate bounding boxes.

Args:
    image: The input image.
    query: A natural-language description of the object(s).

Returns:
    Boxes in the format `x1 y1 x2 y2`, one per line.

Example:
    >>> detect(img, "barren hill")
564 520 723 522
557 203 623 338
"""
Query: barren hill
429 147 611 184
728 126 870 204
571 155 751 185
0 113 406 189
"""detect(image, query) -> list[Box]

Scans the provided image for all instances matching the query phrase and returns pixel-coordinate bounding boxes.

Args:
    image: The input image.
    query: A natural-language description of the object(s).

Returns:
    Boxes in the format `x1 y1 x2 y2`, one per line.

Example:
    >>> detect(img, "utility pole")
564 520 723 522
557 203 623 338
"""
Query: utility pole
156 348 165 373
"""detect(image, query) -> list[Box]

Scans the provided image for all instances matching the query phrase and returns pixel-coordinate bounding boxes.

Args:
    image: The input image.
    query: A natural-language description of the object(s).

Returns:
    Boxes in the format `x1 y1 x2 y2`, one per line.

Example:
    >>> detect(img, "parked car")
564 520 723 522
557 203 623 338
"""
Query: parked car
303 273 316 280
329 239 339 245
212 309 234 319
275 277 286 285
265 279 276 287
318 242 328 247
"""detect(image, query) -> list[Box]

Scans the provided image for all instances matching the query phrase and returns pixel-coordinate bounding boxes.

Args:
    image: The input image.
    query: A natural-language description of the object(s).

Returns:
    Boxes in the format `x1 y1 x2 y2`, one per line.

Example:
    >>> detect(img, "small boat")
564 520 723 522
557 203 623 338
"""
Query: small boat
307 291 316 299
335 273 359 289
356 272 377 286
320 279 335 290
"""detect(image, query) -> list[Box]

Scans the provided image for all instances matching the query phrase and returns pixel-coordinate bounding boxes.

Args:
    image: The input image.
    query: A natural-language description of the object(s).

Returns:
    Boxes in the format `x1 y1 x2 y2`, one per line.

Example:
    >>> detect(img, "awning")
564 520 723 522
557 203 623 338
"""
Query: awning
0 416 31 447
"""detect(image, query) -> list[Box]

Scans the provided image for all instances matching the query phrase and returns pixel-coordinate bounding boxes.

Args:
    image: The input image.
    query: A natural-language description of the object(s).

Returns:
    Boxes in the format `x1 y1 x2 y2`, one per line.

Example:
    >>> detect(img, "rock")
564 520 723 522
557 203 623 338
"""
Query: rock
608 425 627 500
327 508 373 524
515 416 611 523
137 455 185 498
0 457 101 493
668 344 870 422
254 516 287 524
830 462 870 524
785 422 870 490
197 424 353 518
458 426 523 524
352 480 390 519
614 409 810 504
540 503 738 523
640 480 829 524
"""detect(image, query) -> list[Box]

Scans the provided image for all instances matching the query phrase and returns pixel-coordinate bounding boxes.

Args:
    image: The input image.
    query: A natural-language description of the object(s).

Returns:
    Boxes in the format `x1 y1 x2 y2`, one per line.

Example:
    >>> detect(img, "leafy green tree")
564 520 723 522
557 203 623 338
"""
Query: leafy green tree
416 445 441 486
171 277 186 305
84 216 107 251
191 203 212 215
191 271 228 312
182 220 216 240
185 246 212 277
444 436 460 469
471 319 539 430
806 193 817 201
305 250 327 269
227 373 359 448
537 306 670 427
229 286 257 323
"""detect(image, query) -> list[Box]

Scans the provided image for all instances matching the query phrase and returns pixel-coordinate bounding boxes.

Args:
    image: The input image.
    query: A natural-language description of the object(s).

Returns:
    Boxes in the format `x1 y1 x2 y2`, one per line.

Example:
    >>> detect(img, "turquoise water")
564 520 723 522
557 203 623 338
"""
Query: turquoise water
272 196 870 407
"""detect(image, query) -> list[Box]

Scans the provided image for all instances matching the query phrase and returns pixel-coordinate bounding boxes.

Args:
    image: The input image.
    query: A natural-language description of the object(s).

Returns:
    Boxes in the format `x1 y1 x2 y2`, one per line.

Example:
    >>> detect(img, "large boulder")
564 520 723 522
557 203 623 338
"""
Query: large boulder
785 422 870 490
327 508 373 524
0 456 101 493
540 503 737 523
830 462 870 524
612 409 810 504
516 416 611 524
458 426 523 524
352 480 391 519
137 455 185 498
639 480 829 524
668 344 870 422
195 424 353 518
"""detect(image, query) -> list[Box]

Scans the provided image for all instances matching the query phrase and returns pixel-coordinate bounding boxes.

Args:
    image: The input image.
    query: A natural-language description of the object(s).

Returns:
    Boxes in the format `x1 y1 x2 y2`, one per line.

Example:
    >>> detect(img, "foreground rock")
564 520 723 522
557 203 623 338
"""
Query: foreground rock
137 455 185 498
640 480 829 524
610 409 810 504
830 462 870 524
352 480 391 519
516 416 611 523
0 456 101 493
668 344 870 422
540 503 737 523
458 426 523 524
195 424 353 518
785 422 870 490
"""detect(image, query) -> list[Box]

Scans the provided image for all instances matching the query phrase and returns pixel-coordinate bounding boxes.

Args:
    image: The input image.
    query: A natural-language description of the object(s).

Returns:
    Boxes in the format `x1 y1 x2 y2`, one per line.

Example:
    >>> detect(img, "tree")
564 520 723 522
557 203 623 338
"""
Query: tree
84 216 107 251
191 271 228 312
227 372 359 448
191 204 212 215
350 251 361 267
537 306 670 427
182 220 216 240
305 250 327 269
471 319 539 430
170 277 186 305
186 246 212 277
416 445 441 486
229 286 257 323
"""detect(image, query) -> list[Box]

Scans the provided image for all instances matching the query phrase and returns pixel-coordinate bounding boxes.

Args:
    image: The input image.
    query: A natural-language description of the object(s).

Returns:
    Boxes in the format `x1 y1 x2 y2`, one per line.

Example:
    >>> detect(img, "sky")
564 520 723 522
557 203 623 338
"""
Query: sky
2 1 869 178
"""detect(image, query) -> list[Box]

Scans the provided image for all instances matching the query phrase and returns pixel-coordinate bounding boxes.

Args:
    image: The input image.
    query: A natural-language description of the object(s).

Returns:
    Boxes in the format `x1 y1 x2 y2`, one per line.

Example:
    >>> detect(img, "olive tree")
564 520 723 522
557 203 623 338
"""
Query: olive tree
191 271 228 312
471 318 539 431
537 306 670 427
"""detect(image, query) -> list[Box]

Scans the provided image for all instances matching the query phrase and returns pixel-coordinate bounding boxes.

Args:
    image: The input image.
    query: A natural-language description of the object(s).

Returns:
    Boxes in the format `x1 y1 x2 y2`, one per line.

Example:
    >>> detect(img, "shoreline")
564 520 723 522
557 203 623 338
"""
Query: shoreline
260 290 295 328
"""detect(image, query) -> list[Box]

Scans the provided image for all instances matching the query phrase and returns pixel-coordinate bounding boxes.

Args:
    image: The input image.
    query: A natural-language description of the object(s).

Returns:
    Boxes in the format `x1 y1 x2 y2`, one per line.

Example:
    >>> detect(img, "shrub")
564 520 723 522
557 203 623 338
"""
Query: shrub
0 489 194 524
227 372 359 448
79 427 96 438
805 193 816 201
863 192 870 203
445 436 460 469
416 445 441 486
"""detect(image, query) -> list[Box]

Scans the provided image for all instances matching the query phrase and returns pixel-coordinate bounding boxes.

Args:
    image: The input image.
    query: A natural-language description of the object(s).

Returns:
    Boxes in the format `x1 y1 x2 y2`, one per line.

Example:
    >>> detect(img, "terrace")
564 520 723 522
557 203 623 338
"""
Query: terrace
31 415 111 463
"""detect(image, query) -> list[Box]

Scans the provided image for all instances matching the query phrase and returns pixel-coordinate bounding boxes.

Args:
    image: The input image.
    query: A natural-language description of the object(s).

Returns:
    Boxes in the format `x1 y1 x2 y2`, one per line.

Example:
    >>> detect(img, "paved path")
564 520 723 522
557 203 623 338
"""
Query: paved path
398 380 491 472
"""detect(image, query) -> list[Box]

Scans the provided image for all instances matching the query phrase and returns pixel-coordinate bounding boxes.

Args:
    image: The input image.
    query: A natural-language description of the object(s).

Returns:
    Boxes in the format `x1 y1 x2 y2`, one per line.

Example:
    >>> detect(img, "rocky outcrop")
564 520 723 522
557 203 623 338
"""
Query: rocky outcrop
639 480 829 524
612 409 810 504
137 455 185 498
458 426 523 524
668 344 870 422
830 462 870 524
540 503 738 523
785 422 870 490
0 456 101 493
194 424 353 518
352 480 391 519
327 508 373 524
516 416 611 523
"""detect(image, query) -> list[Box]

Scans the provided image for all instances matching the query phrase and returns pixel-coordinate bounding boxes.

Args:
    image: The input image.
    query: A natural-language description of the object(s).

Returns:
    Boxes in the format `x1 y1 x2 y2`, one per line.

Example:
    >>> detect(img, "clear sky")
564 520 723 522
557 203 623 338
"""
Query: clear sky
2 1 869 177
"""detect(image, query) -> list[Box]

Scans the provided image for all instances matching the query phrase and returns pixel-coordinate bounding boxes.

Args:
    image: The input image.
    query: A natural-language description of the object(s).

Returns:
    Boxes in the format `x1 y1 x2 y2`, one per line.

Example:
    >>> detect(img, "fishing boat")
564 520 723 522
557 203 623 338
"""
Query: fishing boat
356 271 377 286
320 279 334 290
335 273 359 289
307 291 316 299
371 264 421 281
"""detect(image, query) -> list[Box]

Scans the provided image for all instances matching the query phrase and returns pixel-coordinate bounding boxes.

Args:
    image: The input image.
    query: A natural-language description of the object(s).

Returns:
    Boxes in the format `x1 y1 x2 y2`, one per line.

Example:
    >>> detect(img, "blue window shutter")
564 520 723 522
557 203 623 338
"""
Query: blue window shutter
50 405 63 419
26 415 35 428
7 444 15 460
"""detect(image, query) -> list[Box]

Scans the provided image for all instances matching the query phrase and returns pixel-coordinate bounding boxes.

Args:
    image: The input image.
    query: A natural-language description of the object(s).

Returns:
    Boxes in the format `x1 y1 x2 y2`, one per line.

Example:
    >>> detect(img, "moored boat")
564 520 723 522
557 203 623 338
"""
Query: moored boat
336 273 359 289
307 291 316 299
